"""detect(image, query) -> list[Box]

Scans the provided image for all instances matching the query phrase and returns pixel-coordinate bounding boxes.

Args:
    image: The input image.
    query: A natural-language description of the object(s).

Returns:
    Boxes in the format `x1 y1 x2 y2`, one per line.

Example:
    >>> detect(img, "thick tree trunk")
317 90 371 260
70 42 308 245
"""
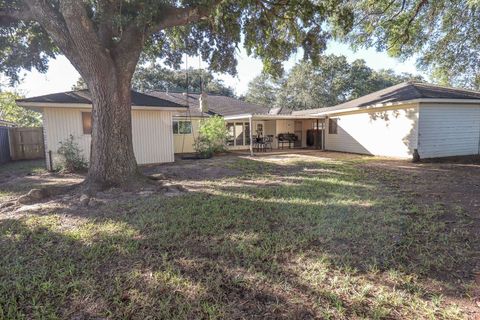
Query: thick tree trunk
85 73 140 191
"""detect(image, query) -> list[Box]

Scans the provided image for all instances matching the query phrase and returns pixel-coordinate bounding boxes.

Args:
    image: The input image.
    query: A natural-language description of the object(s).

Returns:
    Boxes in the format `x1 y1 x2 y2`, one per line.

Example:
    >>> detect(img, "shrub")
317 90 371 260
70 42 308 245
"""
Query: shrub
194 116 228 158
57 135 88 172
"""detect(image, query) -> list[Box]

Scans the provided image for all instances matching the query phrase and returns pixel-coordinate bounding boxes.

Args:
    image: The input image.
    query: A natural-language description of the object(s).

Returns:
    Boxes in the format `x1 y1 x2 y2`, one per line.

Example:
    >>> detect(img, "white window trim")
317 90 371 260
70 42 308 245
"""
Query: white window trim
227 121 251 147
173 120 192 135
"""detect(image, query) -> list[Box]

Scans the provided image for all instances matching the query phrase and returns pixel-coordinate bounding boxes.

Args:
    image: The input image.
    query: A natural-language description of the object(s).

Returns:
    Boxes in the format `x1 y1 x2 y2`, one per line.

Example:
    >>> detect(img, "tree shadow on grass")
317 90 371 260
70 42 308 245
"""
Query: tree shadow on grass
1 156 477 318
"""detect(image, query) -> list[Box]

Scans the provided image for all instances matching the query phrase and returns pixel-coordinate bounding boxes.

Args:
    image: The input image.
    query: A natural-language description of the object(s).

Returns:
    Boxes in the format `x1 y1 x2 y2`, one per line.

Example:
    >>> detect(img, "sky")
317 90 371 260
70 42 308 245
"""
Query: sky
11 40 423 98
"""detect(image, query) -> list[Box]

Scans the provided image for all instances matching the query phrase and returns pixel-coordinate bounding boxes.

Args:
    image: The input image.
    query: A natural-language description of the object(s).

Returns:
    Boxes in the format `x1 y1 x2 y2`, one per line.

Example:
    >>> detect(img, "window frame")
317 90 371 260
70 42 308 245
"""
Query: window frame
82 112 92 135
328 118 338 134
226 121 250 147
173 120 192 135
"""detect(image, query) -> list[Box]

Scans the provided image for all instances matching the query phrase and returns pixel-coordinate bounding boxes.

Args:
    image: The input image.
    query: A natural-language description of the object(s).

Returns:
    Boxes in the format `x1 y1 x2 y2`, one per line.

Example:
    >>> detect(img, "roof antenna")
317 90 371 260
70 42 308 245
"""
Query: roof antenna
198 56 208 114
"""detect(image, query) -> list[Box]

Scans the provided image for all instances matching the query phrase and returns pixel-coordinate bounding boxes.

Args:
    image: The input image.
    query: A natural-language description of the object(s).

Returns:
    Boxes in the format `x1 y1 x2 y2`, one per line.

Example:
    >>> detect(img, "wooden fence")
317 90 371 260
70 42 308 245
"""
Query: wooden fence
8 127 45 160
0 126 10 164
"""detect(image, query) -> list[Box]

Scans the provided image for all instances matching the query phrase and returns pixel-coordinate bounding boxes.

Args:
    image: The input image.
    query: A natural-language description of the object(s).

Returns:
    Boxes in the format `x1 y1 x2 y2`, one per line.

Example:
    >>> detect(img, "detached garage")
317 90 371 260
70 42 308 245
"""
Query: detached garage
16 90 187 170
294 82 480 160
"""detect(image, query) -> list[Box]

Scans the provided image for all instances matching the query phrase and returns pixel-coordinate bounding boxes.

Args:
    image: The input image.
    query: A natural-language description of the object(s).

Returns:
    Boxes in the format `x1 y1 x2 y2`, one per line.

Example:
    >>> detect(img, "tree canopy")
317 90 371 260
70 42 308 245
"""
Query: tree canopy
344 0 480 90
0 0 354 83
132 65 235 96
72 66 235 96
245 54 423 110
0 91 41 126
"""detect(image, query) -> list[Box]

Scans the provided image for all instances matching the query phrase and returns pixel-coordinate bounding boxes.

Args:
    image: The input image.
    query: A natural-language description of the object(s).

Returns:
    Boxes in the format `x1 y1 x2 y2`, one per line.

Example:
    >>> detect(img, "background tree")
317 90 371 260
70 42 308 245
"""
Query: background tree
73 66 235 96
71 78 87 91
0 92 41 127
0 0 353 191
132 65 234 96
244 74 282 107
344 0 480 90
246 54 423 109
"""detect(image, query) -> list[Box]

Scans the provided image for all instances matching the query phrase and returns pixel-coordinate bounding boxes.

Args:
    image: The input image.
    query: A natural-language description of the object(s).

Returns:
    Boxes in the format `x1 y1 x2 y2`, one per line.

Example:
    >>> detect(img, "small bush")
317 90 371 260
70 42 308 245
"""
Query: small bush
194 116 228 158
57 135 88 172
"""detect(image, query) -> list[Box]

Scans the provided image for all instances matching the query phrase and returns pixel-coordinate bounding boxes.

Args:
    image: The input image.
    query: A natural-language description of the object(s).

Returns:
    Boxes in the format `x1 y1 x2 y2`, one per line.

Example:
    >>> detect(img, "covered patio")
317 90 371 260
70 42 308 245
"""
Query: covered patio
223 114 326 156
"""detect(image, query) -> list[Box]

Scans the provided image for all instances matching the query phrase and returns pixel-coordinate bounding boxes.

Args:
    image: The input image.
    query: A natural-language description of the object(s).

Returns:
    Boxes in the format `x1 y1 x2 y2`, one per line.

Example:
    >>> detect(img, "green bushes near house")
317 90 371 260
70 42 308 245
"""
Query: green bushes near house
194 116 228 158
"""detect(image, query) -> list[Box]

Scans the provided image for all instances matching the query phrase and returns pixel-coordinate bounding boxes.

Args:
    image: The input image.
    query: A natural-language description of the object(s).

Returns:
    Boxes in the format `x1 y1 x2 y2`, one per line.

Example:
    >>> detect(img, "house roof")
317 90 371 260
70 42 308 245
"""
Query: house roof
292 82 480 115
147 91 269 117
0 119 17 127
16 89 186 108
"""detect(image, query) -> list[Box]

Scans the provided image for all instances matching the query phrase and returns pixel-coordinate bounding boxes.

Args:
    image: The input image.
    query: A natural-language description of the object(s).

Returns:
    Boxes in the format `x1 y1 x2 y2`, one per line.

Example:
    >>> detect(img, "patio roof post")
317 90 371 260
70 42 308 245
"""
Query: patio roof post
322 118 326 150
249 115 254 156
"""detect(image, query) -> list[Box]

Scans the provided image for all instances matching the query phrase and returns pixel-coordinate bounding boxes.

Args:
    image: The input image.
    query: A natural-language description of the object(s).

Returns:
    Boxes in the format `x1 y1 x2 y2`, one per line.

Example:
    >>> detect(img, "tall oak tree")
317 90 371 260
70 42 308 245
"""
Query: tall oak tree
0 0 353 190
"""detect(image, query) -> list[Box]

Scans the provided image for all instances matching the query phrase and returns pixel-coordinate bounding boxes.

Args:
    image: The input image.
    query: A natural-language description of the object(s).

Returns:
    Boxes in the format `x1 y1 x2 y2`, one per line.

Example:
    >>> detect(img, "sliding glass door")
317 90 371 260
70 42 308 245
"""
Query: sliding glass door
226 121 250 147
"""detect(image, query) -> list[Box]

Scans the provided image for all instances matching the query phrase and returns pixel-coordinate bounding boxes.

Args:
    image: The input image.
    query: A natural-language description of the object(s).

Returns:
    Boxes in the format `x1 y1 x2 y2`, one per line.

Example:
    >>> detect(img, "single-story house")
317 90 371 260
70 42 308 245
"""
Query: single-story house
16 90 188 170
16 81 480 170
292 81 480 159
147 91 273 153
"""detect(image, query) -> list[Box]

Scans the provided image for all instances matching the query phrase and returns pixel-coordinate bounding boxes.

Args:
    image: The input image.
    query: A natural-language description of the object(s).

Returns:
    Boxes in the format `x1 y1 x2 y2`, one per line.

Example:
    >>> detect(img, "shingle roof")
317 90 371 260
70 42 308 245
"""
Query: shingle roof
147 91 269 117
17 90 186 108
292 82 480 115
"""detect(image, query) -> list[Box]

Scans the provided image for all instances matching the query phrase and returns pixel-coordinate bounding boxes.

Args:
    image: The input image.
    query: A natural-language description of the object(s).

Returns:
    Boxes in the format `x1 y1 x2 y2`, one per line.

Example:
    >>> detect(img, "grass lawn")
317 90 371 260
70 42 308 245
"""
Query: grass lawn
0 152 478 319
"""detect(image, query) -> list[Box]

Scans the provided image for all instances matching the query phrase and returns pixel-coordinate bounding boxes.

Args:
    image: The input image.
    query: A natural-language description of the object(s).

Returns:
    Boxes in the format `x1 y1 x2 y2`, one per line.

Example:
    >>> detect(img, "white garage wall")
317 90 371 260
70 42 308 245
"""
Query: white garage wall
172 117 201 153
132 110 175 164
43 107 175 169
418 103 480 158
43 107 92 169
325 105 419 158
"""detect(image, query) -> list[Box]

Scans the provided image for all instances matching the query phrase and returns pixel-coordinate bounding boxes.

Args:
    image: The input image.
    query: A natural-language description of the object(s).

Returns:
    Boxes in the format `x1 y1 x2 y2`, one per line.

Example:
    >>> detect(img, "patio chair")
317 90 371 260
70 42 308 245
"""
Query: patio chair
264 135 273 151
254 137 266 152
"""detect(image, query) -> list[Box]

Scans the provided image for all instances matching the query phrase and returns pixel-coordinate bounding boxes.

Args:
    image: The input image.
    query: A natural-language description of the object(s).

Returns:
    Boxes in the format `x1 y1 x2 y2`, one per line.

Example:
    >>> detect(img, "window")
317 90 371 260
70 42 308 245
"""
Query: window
245 122 250 145
173 120 192 134
256 123 263 137
226 123 235 146
312 121 324 130
82 112 92 134
328 118 338 134
226 121 250 146
235 122 244 146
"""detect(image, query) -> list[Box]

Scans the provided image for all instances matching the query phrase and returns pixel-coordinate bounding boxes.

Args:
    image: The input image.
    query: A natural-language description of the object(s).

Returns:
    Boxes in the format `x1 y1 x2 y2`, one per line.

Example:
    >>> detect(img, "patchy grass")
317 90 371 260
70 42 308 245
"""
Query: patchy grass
0 160 82 202
0 159 46 175
0 160 47 200
0 153 477 319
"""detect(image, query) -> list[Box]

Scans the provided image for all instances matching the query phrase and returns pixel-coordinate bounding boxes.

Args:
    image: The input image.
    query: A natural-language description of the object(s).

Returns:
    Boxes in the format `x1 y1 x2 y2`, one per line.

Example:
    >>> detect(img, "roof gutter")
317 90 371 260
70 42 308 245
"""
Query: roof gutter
223 113 324 120
308 98 480 116
16 101 188 112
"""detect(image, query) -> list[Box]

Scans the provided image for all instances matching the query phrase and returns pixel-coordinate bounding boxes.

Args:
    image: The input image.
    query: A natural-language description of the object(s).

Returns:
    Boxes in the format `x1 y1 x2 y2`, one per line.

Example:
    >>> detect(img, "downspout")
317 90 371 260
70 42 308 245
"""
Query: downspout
249 115 254 156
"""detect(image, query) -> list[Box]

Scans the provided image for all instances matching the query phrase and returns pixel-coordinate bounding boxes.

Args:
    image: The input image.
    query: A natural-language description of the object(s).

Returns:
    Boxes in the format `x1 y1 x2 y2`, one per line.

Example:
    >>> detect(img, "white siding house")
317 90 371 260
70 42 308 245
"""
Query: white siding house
16 82 480 166
17 90 187 170
417 103 480 158
296 82 480 160
324 105 419 158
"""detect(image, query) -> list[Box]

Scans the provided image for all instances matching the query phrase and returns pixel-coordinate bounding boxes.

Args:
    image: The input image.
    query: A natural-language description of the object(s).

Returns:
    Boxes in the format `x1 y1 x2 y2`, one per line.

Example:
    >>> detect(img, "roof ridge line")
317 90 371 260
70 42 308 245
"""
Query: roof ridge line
412 82 480 95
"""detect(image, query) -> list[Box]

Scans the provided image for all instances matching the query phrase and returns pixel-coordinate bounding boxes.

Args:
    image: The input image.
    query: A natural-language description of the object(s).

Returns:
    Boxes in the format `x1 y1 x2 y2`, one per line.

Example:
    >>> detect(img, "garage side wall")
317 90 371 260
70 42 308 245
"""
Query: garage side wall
418 103 480 158
173 117 201 153
132 110 175 164
325 105 419 158
43 107 175 169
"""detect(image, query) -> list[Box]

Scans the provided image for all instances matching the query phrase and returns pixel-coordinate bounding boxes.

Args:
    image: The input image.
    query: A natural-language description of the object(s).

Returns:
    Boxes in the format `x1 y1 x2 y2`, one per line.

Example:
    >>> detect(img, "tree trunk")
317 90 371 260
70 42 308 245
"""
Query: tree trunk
85 72 140 191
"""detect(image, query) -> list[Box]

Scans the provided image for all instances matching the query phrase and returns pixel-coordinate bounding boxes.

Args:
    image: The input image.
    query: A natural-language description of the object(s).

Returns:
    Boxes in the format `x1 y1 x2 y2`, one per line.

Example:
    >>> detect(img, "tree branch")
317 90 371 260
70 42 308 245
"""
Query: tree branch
0 8 33 22
153 1 223 32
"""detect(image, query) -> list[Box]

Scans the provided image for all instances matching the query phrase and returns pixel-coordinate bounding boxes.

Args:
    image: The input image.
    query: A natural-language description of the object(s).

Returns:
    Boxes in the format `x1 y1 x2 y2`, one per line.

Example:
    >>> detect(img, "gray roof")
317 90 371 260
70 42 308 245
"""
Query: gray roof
17 90 186 108
147 91 269 117
293 82 480 115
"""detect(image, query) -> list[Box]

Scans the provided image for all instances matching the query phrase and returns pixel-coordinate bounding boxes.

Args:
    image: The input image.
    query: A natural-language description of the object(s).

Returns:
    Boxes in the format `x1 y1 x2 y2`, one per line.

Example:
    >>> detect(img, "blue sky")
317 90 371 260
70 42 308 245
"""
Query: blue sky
12 40 423 98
